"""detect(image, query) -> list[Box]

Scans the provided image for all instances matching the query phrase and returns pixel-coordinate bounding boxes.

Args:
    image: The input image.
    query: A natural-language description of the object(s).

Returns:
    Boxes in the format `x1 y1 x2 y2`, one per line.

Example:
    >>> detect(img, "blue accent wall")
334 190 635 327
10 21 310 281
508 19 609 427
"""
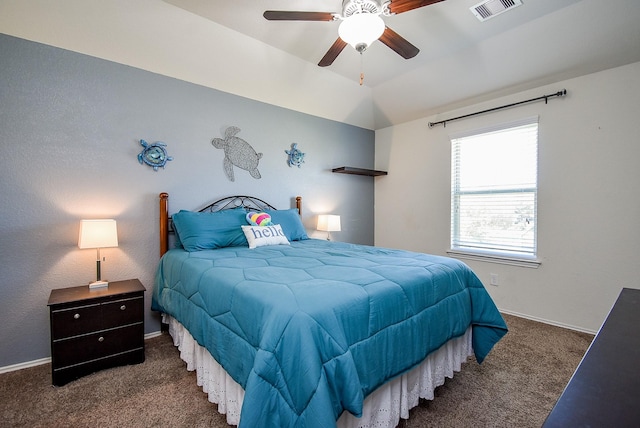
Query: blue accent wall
0 34 375 367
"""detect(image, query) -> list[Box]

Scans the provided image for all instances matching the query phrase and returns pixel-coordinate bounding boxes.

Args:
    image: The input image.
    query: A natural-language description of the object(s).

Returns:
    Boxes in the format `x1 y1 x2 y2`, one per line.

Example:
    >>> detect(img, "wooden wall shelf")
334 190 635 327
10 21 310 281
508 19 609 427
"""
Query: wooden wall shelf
332 167 388 176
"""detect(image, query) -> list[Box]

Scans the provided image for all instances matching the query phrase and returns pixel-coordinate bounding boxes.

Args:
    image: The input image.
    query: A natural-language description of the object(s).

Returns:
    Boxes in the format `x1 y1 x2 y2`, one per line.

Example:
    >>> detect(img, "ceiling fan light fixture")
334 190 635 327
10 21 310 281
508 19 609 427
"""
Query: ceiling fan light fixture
338 13 385 52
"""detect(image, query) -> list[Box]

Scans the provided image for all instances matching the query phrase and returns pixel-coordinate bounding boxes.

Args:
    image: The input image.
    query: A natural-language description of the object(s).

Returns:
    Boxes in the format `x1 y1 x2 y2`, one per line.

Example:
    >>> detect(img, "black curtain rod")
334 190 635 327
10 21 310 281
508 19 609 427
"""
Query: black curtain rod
428 89 567 128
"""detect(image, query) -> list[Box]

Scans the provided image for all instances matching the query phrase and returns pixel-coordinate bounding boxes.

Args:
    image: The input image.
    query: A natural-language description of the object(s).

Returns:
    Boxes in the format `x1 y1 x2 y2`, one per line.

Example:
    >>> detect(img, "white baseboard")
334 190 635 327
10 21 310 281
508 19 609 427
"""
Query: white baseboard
144 330 163 340
0 330 164 374
499 308 597 335
0 357 51 375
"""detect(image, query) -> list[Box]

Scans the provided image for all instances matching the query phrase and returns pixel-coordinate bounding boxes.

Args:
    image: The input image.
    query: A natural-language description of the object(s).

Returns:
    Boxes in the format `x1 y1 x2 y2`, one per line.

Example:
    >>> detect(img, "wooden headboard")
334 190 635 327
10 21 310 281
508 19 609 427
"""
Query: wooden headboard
159 193 302 257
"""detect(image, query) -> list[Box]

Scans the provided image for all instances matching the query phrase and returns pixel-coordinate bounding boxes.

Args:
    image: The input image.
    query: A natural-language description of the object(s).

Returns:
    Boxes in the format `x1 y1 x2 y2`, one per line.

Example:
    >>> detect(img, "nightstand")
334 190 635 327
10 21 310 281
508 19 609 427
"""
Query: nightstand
47 279 146 386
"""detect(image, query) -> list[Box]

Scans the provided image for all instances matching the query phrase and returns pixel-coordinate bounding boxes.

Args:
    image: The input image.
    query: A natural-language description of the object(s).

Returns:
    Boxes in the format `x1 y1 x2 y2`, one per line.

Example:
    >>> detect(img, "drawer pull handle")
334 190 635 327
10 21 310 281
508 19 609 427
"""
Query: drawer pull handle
120 305 126 311
74 313 80 320
98 336 104 342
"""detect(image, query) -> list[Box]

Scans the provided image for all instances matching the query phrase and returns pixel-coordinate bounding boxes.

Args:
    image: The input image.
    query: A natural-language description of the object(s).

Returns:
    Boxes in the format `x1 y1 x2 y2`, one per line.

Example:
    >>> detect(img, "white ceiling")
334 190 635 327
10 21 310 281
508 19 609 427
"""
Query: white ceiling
164 0 640 128
1 0 638 129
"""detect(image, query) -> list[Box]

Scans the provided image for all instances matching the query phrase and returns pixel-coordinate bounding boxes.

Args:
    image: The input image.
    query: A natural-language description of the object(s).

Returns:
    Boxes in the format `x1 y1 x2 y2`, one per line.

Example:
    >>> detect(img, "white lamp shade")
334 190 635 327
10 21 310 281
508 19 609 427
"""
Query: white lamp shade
78 219 118 249
338 13 385 50
317 215 341 232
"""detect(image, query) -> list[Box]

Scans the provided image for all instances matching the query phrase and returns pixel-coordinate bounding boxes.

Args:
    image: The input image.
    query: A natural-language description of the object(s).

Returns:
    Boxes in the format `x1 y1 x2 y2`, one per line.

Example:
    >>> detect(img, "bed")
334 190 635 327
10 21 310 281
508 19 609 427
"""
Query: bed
152 193 508 428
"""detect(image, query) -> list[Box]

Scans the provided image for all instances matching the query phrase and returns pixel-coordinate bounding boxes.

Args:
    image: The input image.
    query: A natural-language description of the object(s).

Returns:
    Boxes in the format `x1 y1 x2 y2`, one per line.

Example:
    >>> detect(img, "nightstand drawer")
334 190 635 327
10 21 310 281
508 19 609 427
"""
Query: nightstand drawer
102 296 144 330
52 323 144 368
50 303 103 338
52 348 145 387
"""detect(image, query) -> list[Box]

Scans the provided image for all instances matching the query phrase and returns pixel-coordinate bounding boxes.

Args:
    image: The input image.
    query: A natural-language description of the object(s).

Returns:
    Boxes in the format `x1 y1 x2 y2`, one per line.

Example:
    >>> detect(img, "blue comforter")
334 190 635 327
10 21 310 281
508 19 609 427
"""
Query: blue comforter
152 239 507 427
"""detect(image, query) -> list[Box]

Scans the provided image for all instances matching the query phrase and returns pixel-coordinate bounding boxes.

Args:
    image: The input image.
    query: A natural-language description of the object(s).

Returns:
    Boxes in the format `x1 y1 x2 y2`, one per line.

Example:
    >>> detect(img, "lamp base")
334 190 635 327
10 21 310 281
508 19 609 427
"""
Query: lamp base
89 280 109 289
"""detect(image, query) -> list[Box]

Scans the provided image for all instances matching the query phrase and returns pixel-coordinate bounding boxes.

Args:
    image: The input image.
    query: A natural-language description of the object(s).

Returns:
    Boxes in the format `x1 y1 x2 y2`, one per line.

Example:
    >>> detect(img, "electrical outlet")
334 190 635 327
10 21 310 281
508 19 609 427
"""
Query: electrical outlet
490 273 499 286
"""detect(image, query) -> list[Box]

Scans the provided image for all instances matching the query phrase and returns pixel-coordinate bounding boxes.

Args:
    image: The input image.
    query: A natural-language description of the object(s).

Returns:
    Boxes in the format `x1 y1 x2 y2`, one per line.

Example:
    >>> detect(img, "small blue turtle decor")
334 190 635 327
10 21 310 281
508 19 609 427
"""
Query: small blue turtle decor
137 139 173 171
212 126 262 182
285 143 305 168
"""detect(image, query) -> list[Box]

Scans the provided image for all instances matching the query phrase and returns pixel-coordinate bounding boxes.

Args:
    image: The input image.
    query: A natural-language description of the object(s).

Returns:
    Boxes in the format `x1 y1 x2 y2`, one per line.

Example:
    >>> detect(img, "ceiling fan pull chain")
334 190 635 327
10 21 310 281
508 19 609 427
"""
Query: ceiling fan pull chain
359 52 365 86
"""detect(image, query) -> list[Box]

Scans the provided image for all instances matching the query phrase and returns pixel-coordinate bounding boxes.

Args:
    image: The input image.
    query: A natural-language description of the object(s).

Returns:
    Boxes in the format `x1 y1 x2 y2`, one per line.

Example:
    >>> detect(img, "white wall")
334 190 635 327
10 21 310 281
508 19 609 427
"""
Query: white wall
375 61 640 333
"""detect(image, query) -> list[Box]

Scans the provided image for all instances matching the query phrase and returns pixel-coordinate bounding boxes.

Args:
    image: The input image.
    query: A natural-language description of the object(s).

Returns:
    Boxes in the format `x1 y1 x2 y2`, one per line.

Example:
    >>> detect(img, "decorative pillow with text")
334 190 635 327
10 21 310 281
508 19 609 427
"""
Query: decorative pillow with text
241 224 290 249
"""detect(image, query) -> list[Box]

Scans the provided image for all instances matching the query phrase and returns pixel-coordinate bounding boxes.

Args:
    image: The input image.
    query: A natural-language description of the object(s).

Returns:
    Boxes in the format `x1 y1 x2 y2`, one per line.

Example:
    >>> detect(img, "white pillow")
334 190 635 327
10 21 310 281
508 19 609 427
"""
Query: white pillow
241 224 290 249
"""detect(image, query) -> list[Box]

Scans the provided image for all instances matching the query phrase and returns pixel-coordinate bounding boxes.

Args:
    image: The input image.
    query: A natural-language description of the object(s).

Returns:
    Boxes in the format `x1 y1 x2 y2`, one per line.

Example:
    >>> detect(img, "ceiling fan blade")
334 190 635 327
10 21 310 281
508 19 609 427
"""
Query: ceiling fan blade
318 38 348 67
389 0 445 14
263 11 335 21
379 27 420 59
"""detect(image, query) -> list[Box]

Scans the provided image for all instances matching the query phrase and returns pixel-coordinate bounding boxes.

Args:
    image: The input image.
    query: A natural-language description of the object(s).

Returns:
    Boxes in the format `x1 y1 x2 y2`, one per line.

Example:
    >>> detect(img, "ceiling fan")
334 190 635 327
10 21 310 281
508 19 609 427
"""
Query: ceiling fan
264 0 445 67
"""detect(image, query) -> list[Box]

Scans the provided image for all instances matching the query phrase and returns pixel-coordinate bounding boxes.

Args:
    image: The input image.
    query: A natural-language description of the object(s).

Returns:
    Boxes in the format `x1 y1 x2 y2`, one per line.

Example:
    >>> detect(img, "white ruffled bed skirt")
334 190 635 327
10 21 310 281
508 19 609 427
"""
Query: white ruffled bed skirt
164 314 473 427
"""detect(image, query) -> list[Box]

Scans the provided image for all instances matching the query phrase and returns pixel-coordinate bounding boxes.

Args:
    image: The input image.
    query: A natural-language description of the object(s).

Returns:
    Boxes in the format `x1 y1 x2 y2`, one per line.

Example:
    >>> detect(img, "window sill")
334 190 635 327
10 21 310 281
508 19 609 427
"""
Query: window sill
447 249 541 268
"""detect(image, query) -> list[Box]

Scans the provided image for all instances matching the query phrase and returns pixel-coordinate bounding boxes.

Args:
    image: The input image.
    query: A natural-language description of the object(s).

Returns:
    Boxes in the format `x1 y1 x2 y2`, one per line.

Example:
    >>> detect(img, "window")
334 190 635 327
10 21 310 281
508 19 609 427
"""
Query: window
450 117 538 264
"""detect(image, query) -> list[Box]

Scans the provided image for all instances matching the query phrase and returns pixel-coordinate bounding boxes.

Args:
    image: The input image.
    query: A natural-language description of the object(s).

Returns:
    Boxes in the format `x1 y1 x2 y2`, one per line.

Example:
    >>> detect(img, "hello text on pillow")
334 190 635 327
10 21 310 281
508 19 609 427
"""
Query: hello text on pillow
241 224 290 249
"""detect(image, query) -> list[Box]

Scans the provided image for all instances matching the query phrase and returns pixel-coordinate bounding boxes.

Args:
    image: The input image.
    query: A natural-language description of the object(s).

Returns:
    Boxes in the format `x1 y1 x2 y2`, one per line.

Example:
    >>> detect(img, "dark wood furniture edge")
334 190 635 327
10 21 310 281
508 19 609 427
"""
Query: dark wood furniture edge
542 287 640 427
332 167 388 176
296 196 302 216
47 278 146 306
160 192 169 258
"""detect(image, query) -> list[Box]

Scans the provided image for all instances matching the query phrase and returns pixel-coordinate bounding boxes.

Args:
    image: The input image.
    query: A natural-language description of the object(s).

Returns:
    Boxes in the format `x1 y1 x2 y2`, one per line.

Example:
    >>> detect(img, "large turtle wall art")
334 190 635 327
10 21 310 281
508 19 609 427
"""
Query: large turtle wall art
212 126 262 182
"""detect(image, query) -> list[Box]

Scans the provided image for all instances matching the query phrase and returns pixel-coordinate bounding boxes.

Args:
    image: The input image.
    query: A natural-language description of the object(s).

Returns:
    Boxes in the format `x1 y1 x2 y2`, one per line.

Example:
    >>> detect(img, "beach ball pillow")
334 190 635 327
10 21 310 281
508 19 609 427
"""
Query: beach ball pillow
246 212 273 227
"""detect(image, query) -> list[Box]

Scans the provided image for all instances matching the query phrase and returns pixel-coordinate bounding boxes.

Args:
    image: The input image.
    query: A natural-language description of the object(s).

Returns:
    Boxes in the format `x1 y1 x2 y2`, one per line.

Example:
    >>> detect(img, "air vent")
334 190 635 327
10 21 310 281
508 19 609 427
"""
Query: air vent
470 0 522 22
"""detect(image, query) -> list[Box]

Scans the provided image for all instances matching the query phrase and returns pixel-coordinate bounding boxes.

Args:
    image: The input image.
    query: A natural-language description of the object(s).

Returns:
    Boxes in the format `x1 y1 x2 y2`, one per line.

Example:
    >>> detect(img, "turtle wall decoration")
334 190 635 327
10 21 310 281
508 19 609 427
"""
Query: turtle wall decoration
285 143 305 168
212 126 262 182
137 139 173 171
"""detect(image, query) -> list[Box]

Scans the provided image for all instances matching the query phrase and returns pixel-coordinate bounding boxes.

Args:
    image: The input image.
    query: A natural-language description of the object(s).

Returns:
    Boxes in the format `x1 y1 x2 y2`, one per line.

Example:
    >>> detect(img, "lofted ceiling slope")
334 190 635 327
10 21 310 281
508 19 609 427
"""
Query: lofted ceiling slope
164 0 640 128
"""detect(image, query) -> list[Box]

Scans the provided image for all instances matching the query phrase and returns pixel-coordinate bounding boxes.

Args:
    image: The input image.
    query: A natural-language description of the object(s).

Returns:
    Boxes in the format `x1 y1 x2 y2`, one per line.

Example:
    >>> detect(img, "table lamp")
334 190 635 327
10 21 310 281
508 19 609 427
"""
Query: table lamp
317 214 341 241
78 219 118 289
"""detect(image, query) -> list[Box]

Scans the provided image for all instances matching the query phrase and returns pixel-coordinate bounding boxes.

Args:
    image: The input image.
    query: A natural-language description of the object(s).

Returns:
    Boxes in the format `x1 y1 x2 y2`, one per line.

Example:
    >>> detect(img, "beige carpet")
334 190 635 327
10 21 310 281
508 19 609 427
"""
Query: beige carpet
0 314 592 427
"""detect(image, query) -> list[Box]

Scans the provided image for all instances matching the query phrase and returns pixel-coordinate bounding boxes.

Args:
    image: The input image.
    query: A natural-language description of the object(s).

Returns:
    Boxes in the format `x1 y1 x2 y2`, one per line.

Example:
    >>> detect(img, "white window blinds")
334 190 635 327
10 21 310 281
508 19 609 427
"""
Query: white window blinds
451 117 538 258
